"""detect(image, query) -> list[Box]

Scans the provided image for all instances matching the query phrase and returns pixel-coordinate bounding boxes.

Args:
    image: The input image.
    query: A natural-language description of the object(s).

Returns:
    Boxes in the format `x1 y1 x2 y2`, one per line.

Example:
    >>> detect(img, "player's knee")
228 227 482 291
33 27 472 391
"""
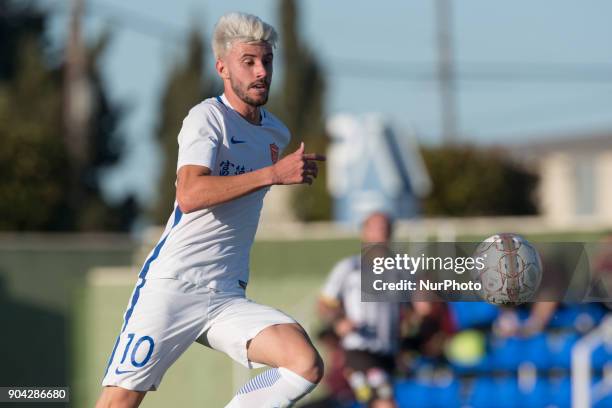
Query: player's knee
287 347 324 384
311 350 325 383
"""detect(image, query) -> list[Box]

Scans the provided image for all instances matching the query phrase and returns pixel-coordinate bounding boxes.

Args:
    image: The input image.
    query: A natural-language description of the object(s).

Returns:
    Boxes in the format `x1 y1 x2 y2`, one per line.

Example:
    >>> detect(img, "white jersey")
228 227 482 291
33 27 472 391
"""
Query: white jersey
321 255 400 355
144 94 290 292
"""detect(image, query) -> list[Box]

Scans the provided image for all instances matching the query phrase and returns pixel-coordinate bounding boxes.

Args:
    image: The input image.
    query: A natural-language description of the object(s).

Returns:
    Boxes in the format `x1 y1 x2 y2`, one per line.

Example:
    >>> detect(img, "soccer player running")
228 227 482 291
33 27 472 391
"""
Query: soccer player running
319 213 400 408
96 12 325 408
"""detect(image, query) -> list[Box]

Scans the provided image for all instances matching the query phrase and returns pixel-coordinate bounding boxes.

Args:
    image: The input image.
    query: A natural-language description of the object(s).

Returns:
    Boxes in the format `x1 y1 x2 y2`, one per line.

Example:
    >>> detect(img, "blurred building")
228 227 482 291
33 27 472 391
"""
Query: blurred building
511 131 612 228
326 114 431 226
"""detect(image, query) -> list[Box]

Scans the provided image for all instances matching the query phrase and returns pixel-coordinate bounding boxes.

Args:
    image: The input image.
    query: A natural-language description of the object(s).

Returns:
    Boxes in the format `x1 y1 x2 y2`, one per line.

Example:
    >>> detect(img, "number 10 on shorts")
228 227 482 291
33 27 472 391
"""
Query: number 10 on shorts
120 333 155 368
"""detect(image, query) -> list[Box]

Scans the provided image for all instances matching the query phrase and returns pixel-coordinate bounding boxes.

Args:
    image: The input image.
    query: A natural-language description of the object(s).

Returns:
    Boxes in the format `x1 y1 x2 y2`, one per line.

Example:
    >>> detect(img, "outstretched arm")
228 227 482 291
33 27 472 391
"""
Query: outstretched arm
176 142 325 213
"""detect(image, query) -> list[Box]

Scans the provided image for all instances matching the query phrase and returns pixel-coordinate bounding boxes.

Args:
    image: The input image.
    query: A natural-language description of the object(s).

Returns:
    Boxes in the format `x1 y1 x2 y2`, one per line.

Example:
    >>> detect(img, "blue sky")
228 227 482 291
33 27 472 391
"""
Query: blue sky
39 0 612 204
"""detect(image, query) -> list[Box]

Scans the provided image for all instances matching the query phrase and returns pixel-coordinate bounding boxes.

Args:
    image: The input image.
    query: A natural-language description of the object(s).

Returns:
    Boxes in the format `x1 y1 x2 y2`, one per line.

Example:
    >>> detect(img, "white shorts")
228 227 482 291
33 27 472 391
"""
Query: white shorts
102 278 296 391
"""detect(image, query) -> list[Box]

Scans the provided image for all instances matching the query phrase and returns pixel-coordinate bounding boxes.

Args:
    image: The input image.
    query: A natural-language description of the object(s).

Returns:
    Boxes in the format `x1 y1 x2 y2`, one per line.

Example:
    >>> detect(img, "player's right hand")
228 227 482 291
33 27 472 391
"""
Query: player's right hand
271 142 326 185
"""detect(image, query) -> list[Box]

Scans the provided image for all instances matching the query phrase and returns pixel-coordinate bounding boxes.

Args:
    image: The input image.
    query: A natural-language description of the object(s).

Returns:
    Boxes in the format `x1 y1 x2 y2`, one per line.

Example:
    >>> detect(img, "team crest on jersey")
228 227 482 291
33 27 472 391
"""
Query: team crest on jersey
269 143 279 163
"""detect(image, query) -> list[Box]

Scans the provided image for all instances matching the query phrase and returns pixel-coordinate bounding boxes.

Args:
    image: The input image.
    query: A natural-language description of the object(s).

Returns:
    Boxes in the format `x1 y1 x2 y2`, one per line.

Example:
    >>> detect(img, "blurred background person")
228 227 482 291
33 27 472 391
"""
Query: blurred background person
318 212 399 408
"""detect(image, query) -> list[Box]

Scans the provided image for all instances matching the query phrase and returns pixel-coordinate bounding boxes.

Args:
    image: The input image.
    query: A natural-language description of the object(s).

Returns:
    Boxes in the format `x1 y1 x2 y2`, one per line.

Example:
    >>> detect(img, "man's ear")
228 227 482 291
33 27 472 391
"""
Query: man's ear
216 59 229 80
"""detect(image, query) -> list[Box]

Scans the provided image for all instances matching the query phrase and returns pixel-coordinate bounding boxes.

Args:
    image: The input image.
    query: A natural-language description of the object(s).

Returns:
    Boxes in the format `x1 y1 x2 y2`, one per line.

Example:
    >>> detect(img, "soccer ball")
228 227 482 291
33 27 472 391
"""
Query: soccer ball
471 233 543 304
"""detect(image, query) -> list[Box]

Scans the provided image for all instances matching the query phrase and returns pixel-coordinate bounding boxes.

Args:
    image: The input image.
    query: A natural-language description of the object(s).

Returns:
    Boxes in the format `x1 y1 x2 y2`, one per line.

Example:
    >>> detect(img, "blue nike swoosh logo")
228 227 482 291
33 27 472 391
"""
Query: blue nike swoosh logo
230 136 246 144
115 368 135 375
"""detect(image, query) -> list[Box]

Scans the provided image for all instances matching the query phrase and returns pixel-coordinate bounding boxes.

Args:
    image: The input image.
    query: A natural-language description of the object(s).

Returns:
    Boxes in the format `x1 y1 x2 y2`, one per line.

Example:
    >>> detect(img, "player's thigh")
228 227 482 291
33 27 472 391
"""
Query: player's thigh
247 323 319 370
95 386 146 408
202 296 321 376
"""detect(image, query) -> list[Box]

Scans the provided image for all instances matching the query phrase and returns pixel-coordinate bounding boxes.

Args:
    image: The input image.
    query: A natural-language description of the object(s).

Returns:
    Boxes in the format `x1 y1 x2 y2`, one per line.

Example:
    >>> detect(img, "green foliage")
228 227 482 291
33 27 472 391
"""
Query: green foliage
291 165 333 222
0 1 137 231
152 28 220 223
274 0 331 221
0 36 69 230
0 1 45 81
421 146 538 216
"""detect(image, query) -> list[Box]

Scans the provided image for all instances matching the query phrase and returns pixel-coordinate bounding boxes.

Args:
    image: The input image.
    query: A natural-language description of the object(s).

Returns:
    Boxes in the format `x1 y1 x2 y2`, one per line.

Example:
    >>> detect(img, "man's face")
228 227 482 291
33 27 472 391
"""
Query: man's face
219 41 273 107
362 213 392 244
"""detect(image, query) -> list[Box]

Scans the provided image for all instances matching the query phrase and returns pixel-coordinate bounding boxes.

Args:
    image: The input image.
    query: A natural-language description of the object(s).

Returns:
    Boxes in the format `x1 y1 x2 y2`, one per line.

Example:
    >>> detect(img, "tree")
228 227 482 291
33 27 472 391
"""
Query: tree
0 0 45 81
0 33 69 230
421 146 538 216
152 28 219 223
273 0 331 221
0 1 137 231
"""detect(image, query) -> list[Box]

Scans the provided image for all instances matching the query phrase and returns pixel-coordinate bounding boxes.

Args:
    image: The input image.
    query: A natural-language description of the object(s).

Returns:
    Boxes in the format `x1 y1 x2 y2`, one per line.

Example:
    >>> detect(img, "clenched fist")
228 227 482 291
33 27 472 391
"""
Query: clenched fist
271 142 326 185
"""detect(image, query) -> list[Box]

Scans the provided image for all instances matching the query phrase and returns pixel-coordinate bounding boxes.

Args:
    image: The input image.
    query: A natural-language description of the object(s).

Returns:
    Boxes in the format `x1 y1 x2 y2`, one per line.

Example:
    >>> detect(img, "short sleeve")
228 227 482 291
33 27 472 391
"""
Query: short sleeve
321 258 352 301
176 103 222 172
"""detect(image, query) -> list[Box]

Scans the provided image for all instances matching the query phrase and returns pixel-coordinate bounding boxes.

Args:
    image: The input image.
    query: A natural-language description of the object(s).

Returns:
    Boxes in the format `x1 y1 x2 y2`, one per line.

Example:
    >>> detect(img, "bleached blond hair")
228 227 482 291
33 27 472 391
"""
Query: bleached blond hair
212 12 278 59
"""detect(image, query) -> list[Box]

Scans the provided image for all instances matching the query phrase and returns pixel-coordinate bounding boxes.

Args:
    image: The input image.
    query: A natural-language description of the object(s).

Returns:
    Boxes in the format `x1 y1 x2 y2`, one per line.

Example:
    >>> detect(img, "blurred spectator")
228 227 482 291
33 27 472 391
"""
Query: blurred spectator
318 212 399 408
400 303 454 362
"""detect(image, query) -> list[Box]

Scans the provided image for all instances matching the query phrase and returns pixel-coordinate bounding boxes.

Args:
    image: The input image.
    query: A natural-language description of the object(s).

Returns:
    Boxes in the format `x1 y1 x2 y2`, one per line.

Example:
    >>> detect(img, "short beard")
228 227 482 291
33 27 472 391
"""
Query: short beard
231 78 269 107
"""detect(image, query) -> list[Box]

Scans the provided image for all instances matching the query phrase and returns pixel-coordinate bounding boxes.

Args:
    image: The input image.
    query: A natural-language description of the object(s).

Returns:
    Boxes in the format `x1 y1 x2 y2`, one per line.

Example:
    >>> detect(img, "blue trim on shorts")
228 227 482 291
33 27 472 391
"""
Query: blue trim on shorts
103 205 183 377
103 335 121 378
